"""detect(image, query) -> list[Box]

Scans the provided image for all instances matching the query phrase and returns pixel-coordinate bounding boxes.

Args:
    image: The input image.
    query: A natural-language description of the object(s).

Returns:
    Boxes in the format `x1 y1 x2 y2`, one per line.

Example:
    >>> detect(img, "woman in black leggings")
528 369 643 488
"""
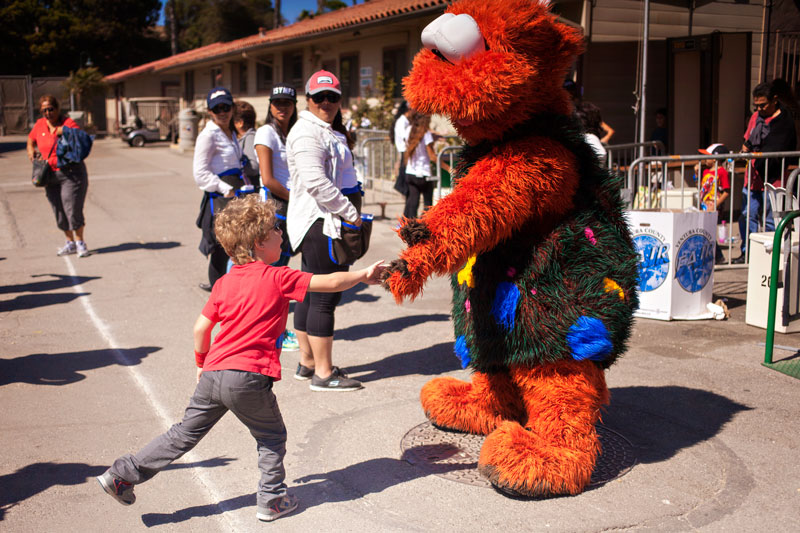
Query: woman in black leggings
285 70 364 391
402 111 450 219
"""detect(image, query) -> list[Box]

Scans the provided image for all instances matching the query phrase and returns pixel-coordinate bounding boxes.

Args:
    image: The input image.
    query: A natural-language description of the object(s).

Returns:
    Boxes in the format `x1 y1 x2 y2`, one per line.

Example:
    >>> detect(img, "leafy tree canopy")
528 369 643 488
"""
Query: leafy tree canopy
173 0 276 51
0 0 167 76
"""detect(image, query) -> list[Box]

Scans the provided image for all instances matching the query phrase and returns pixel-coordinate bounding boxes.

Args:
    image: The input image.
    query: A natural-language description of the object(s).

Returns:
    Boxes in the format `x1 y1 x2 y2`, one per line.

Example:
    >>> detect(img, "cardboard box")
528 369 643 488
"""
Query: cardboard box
627 209 717 320
745 232 800 333
657 189 698 210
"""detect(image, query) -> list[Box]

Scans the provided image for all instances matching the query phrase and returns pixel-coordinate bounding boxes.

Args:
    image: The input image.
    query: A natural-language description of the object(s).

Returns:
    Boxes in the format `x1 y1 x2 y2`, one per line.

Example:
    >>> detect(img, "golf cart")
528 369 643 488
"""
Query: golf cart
120 97 179 147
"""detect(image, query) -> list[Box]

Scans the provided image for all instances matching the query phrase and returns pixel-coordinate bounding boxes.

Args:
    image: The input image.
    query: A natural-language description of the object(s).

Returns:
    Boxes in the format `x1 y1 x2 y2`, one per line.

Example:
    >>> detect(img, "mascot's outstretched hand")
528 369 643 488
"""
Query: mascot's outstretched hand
382 0 639 498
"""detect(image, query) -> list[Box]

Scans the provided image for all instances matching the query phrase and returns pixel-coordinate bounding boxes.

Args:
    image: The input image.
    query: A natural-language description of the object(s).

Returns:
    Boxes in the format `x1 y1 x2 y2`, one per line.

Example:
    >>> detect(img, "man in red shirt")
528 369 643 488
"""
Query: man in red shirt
735 81 798 263
97 195 384 522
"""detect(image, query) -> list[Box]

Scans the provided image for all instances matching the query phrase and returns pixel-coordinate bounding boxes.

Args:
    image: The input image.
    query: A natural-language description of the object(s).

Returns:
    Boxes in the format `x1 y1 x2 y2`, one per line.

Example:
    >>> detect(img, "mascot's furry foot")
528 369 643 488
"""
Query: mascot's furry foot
477 361 609 497
421 371 525 435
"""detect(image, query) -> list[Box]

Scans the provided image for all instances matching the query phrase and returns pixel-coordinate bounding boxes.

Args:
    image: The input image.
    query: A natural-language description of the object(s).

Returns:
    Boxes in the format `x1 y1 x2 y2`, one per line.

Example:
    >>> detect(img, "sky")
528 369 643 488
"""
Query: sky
158 1 337 27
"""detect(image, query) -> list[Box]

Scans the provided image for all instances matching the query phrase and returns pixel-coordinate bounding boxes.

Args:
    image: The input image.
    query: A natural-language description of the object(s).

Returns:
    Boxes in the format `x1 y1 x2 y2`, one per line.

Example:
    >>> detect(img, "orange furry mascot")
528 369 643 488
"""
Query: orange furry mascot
383 0 640 497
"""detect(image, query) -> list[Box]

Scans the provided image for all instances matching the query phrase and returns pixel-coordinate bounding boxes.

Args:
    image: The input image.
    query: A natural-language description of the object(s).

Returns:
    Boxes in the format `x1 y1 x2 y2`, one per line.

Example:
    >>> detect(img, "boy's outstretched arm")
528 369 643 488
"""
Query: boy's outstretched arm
309 260 386 293
193 314 215 381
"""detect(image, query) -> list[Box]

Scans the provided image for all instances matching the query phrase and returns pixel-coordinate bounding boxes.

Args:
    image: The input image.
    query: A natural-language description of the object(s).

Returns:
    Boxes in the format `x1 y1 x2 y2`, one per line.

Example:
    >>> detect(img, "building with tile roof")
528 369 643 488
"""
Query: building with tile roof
103 0 798 151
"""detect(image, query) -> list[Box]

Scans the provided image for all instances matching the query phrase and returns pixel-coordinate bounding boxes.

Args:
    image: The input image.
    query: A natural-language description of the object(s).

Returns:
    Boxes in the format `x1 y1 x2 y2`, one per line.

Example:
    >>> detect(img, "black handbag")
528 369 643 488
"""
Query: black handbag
330 213 373 266
32 142 56 187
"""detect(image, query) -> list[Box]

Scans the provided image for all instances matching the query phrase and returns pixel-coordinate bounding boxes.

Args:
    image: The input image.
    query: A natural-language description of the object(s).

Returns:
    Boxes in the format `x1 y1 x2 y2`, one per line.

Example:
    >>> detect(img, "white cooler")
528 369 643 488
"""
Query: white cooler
627 209 717 320
745 232 800 333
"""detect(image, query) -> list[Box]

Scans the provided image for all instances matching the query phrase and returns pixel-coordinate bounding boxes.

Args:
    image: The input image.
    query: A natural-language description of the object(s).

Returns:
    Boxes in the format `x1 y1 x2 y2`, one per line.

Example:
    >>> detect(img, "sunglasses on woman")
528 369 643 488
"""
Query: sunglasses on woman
310 92 341 104
211 104 232 114
41 107 55 113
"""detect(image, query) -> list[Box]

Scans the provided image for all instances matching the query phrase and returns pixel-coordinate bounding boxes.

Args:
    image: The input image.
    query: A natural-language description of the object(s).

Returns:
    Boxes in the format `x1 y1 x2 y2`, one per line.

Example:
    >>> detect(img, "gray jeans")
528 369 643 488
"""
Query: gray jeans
45 162 88 231
110 370 287 507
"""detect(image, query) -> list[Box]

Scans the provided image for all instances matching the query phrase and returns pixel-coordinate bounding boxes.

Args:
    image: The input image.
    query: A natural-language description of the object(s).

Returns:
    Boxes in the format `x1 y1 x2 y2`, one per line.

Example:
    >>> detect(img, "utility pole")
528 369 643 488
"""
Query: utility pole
166 0 178 55
274 0 282 28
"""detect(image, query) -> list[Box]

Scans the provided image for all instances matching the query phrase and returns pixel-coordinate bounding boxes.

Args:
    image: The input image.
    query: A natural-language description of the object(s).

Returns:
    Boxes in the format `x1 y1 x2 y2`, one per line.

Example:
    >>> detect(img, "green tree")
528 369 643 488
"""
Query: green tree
352 74 397 130
174 0 276 51
63 67 108 111
0 0 167 76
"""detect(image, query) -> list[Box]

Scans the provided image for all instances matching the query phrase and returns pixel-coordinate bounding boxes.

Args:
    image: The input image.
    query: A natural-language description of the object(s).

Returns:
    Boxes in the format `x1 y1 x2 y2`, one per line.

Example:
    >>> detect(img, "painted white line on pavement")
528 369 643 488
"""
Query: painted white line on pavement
63 255 242 531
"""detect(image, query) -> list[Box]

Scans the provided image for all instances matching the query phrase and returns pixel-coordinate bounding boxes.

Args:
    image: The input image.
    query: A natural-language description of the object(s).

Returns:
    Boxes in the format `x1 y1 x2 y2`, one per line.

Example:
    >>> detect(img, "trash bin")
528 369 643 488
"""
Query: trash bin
178 109 200 150
745 232 800 333
67 111 86 128
627 209 717 320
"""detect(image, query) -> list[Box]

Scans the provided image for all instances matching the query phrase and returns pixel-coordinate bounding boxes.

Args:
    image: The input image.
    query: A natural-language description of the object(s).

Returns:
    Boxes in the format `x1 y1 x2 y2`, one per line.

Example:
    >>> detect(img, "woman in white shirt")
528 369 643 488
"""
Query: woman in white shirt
402 111 450 219
575 101 608 159
390 101 411 197
286 70 363 392
254 83 298 267
193 87 247 291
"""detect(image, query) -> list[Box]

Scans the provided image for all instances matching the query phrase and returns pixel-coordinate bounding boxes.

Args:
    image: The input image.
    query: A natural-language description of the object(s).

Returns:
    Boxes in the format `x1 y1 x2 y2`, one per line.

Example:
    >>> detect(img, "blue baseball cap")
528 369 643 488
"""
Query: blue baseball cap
207 87 233 109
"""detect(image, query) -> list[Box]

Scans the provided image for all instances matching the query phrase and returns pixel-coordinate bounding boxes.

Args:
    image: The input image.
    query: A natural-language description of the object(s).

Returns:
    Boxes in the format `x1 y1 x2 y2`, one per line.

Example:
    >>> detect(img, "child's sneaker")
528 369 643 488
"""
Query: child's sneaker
76 240 91 257
309 366 362 391
97 470 136 505
256 494 299 522
282 330 300 351
57 241 76 256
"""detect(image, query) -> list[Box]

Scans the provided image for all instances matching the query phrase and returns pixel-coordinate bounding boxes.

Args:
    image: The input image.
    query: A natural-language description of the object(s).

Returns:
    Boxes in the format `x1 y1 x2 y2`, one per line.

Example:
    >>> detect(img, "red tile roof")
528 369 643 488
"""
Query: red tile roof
106 0 450 83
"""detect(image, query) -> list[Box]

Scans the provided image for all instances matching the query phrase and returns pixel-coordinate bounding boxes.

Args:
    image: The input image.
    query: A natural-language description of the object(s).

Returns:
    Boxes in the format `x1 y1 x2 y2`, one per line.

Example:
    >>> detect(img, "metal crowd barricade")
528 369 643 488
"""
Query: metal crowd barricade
626 151 800 268
353 129 398 195
434 144 462 203
605 140 666 177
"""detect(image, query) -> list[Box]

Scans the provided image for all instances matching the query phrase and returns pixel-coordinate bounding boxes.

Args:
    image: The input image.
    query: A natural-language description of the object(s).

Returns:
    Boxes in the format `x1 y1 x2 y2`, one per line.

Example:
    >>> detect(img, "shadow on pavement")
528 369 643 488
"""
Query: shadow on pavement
0 346 161 386
291 451 474 513
141 449 473 525
0 457 239 522
603 385 751 463
346 341 460 383
134 388 746 522
141 494 254 527
339 283 379 305
0 292 90 312
0 141 26 155
336 313 450 341
0 462 107 521
0 273 101 295
91 241 181 255
163 456 237 472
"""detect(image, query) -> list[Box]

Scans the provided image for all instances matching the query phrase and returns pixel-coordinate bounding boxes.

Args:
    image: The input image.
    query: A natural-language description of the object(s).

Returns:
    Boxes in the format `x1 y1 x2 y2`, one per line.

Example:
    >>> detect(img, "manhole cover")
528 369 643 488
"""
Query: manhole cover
401 421 636 488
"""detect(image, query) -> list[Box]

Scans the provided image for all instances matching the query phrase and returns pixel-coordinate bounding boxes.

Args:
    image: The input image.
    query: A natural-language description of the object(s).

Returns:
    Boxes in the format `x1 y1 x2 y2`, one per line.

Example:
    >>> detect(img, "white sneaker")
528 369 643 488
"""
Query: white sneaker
57 241 76 256
76 240 90 257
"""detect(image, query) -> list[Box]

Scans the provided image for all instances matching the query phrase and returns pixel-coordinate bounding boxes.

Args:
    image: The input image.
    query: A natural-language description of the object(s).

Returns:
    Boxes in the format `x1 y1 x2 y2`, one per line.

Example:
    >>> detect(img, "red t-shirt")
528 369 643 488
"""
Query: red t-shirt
699 166 730 210
28 116 80 171
200 262 312 379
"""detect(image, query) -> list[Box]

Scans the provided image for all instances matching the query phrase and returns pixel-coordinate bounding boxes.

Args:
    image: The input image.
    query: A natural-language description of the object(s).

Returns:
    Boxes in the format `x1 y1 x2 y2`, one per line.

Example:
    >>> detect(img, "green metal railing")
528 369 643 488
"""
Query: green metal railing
764 209 800 380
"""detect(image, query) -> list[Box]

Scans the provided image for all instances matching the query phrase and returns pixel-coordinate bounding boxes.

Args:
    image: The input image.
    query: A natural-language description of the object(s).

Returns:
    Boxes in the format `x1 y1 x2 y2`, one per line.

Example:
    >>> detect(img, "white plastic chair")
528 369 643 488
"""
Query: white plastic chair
766 182 798 228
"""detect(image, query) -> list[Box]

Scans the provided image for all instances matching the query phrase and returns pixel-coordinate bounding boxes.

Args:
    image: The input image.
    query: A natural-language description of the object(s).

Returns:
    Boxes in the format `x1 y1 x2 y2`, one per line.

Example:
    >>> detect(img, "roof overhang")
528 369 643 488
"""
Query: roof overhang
105 0 451 83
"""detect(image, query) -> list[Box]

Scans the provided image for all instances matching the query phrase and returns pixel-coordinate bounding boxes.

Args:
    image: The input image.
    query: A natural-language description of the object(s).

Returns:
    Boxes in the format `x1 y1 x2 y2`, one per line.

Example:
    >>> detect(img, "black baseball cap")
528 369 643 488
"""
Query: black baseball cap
270 84 297 102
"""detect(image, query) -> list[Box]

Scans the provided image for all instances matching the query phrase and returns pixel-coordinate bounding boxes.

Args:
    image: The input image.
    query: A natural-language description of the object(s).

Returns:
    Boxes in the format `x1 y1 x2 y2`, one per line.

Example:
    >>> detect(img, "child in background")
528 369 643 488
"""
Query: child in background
97 195 385 522
696 143 732 263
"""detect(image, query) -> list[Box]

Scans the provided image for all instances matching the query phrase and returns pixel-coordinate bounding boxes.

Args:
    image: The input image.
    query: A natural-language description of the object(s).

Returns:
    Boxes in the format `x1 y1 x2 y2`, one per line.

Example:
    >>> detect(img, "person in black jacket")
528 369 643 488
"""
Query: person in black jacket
734 81 798 263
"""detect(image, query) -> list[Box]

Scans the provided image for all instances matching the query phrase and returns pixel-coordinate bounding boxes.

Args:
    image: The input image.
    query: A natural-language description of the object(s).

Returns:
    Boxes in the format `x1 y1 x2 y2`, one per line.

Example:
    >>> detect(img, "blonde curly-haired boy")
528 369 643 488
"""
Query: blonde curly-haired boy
98 195 384 522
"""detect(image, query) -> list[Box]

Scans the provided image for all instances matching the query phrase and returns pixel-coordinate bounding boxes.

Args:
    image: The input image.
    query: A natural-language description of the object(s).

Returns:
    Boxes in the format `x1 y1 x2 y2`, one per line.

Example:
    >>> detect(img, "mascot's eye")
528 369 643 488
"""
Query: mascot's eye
421 13 486 64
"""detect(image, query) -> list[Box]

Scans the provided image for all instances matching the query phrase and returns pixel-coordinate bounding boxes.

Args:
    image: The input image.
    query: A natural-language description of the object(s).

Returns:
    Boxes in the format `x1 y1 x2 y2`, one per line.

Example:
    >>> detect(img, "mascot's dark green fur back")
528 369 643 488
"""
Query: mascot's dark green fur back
450 114 639 372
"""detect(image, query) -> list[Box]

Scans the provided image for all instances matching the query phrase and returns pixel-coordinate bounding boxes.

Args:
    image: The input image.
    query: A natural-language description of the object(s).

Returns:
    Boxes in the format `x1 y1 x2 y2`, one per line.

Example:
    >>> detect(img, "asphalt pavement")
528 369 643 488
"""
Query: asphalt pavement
1 136 798 532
